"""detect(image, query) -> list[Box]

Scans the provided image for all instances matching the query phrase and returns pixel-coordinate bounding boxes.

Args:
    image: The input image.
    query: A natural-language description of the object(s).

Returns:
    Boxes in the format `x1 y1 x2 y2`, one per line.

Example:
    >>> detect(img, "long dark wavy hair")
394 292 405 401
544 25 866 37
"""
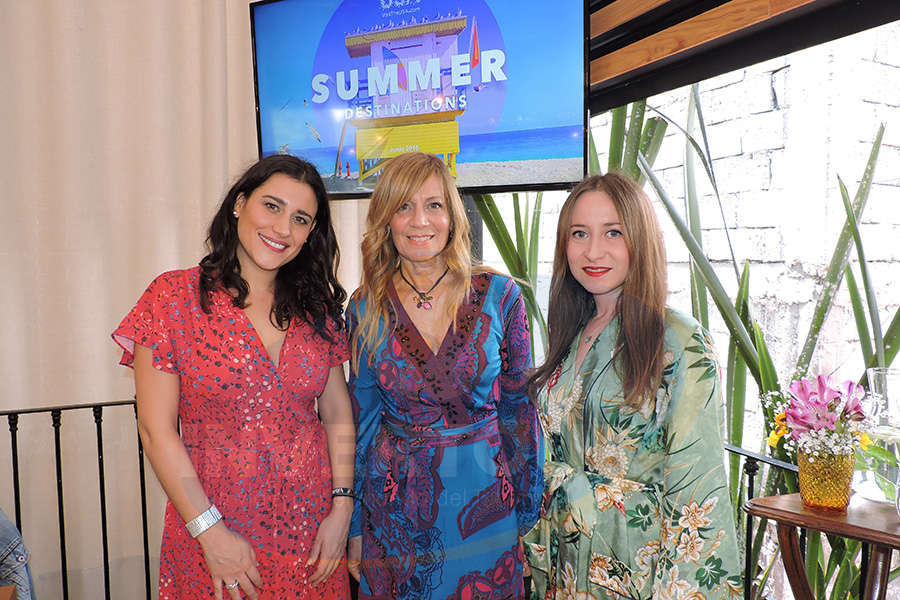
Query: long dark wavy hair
198 154 346 341
529 173 667 408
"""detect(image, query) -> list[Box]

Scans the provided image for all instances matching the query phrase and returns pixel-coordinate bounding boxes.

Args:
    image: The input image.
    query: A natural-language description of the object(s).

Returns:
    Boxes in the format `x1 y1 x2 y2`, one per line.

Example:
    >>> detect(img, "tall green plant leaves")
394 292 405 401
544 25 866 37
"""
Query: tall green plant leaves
795 124 884 376
637 117 667 186
528 193 543 293
638 153 761 379
607 101 668 178
637 97 887 600
839 175 885 368
472 193 548 351
684 88 709 330
727 263 750 510
806 532 826 599
845 265 874 367
588 127 602 175
648 95 741 282
608 106 626 173
753 322 780 398
868 306 900 370
622 100 646 180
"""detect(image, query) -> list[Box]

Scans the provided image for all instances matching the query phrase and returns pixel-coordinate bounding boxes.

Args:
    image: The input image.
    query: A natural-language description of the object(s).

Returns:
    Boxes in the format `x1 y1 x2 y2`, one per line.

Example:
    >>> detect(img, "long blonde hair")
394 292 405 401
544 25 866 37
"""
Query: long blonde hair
530 173 667 408
350 152 473 371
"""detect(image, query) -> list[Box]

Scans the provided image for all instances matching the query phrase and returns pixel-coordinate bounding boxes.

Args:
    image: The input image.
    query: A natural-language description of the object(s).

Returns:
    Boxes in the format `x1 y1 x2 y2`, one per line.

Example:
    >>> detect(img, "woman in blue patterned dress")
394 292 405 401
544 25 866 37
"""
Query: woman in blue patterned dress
346 152 544 599
524 173 742 599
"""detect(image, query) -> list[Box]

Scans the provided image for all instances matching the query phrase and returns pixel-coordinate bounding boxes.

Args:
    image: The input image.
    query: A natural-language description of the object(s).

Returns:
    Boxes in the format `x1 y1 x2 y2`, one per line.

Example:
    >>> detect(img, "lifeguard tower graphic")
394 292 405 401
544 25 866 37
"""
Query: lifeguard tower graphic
340 15 470 183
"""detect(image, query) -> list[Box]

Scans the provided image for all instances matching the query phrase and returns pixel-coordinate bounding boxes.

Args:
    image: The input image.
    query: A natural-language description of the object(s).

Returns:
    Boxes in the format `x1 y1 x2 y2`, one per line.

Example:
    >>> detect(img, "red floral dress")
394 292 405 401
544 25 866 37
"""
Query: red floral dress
113 267 349 599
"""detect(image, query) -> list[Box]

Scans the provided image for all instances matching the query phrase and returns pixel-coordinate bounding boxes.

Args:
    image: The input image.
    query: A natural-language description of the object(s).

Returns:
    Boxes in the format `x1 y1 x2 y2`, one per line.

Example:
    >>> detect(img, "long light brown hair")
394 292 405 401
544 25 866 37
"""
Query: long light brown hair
350 152 473 371
530 173 667 408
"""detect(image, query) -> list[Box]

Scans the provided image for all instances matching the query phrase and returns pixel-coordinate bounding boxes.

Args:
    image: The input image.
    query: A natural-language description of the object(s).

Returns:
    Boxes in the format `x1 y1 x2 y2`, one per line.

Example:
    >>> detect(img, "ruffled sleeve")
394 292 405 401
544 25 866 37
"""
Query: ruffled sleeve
326 315 350 368
111 270 187 375
496 278 544 535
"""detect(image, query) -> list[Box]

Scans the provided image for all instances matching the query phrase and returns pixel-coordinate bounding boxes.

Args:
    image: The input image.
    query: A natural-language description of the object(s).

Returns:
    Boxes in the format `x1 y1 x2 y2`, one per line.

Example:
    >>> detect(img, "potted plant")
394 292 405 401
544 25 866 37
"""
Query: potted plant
765 375 872 510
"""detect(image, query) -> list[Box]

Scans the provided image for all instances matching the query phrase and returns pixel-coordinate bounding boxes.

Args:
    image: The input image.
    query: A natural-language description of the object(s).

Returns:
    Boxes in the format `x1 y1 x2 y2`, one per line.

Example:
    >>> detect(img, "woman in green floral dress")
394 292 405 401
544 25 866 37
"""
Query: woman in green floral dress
524 173 742 600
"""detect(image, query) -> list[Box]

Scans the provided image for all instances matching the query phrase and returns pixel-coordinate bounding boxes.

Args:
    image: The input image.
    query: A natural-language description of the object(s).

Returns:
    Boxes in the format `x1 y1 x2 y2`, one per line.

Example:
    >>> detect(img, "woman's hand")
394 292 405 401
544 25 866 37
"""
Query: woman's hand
347 535 362 582
197 522 263 600
307 497 353 585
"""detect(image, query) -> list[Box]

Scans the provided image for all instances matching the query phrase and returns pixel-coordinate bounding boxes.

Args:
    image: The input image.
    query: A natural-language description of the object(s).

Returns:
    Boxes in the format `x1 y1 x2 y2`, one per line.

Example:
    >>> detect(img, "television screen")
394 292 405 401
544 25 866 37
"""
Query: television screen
251 0 586 198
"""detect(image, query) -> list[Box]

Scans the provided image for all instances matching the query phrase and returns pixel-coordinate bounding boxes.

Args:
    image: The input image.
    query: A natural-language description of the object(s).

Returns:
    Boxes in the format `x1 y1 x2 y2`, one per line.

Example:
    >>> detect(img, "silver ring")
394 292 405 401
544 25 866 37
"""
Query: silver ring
226 580 240 590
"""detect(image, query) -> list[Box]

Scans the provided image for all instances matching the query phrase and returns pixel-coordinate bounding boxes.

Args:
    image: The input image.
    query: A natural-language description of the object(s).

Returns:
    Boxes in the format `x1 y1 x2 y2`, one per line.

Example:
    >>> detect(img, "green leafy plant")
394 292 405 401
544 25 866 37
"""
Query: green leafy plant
471 191 547 353
640 119 898 599
473 85 898 599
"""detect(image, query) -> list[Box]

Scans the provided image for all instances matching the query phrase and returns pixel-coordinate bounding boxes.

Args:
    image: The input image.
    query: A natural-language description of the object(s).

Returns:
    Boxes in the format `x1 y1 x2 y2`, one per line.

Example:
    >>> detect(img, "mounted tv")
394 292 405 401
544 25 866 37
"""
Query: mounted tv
250 0 587 198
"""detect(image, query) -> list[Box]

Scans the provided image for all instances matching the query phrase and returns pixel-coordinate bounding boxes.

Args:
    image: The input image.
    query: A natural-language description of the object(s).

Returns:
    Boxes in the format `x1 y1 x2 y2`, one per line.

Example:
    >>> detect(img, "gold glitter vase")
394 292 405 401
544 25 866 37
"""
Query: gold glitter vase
797 449 854 511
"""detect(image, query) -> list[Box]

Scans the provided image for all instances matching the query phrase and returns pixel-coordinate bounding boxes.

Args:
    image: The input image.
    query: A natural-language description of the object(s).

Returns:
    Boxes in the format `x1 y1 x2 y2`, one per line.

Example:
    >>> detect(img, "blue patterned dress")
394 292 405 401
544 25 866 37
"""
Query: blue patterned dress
348 272 544 600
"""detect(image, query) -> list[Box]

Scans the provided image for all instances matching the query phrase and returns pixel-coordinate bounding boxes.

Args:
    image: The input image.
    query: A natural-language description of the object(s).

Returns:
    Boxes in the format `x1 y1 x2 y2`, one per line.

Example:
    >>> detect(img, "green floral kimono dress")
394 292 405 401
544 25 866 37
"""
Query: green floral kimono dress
524 309 742 600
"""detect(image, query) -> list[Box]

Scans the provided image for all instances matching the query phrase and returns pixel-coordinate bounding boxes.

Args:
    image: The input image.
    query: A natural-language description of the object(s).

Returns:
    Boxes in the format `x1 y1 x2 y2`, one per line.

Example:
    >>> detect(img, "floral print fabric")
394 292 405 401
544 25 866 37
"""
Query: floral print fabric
348 273 544 599
524 309 742 600
112 267 350 599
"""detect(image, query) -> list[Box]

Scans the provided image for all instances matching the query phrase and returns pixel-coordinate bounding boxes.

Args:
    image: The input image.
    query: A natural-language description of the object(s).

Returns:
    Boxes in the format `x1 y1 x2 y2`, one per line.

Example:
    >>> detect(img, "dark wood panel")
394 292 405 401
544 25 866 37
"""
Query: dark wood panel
590 0 818 86
589 0 731 60
588 0 900 113
591 0 672 38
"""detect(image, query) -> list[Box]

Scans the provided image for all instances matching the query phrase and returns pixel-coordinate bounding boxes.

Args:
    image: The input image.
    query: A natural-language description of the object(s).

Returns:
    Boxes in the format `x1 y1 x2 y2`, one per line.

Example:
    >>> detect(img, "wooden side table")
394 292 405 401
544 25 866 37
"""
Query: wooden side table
745 493 900 600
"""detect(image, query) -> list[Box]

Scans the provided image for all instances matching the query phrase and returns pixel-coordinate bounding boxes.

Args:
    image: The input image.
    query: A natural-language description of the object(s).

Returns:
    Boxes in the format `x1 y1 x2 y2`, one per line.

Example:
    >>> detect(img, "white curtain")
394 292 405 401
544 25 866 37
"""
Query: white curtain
0 1 365 597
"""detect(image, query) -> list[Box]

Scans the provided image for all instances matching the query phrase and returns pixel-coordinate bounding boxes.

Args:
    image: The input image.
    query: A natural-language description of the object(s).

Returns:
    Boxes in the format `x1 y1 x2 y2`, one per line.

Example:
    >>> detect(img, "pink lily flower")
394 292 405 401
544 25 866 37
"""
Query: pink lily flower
785 376 838 438
840 380 867 421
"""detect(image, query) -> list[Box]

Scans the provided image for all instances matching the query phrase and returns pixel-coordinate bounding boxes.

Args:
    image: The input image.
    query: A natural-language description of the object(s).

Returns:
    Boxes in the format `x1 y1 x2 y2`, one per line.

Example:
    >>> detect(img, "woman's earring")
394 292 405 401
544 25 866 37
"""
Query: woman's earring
233 210 239 218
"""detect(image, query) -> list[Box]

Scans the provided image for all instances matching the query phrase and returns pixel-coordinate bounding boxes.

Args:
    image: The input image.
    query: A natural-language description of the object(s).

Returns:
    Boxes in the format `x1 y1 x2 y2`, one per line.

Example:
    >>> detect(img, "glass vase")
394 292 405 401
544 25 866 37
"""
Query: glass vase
862 367 900 516
798 449 853 511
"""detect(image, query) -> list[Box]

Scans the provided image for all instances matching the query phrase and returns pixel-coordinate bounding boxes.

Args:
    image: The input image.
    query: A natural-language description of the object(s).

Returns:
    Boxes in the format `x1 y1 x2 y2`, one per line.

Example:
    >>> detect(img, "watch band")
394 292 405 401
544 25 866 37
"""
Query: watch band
185 504 222 538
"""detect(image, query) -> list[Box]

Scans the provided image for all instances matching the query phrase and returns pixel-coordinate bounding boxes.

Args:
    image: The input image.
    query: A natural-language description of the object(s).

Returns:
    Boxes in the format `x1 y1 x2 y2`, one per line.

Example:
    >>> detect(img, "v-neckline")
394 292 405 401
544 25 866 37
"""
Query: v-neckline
388 280 452 359
230 298 292 370
573 315 618 375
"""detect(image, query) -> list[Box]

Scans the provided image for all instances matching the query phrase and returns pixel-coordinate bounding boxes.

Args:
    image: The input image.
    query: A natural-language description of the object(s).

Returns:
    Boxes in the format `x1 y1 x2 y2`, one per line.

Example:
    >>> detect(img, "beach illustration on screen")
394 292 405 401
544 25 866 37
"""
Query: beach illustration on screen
253 0 584 194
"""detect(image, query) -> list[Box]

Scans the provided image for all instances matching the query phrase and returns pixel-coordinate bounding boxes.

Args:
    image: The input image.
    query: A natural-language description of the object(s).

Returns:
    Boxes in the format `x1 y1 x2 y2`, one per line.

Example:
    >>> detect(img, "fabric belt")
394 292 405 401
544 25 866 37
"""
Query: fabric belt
382 414 498 449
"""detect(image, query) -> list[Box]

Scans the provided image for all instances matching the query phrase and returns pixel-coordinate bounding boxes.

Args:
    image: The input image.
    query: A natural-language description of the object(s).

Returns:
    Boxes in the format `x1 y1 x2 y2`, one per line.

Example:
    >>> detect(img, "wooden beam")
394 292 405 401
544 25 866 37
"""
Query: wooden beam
591 0 673 38
590 0 819 87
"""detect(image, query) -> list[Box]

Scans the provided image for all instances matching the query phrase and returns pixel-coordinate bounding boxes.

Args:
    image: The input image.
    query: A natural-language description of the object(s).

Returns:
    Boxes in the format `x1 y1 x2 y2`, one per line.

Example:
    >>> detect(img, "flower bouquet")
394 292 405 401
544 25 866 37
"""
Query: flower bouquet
765 375 871 510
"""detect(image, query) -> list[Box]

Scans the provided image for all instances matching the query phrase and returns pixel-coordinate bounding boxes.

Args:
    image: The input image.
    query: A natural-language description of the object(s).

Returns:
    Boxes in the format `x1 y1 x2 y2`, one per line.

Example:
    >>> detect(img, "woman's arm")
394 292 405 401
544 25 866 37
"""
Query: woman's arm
345 304 384 581
133 344 262 600
656 326 743 599
496 282 544 537
306 365 356 584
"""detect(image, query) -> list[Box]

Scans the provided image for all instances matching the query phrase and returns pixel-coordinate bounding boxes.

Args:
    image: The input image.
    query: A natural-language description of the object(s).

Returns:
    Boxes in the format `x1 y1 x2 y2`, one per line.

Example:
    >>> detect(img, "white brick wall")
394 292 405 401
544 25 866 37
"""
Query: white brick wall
482 20 900 450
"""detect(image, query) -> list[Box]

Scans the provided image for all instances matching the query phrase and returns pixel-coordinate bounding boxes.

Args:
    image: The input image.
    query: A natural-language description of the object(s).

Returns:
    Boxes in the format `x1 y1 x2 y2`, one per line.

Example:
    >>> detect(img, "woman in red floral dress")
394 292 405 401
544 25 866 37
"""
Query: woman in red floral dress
112 155 354 599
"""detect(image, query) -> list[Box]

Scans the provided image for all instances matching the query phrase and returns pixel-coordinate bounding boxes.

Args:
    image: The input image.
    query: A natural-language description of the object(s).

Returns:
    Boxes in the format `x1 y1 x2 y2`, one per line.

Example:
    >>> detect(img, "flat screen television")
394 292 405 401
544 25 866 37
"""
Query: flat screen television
250 0 587 198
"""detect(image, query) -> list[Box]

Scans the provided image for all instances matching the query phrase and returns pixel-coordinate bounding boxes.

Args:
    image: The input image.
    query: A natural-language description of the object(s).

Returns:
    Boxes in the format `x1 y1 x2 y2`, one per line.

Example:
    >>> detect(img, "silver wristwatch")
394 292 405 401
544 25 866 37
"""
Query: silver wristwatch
185 504 222 538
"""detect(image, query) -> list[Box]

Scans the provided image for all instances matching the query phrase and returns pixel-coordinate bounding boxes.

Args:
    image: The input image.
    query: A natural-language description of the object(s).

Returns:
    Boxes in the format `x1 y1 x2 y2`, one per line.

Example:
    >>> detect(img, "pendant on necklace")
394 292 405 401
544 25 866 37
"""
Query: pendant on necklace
399 266 449 311
415 295 433 310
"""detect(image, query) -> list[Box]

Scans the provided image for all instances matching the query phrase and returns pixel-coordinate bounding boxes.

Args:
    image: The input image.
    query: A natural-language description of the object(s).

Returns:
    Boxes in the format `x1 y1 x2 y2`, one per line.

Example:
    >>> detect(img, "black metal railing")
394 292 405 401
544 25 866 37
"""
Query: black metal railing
0 410 864 600
726 444 873 600
2 400 151 600
725 444 798 600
